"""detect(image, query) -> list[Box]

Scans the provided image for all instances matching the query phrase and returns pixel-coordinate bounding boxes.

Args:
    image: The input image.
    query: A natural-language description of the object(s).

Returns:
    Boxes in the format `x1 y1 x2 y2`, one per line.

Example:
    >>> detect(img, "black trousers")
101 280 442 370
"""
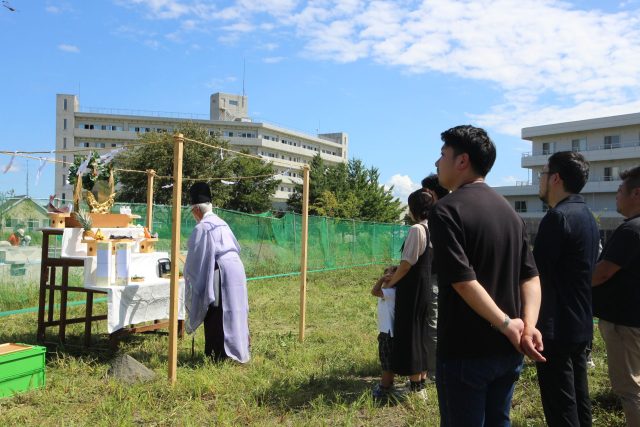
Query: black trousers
536 340 591 427
203 299 227 362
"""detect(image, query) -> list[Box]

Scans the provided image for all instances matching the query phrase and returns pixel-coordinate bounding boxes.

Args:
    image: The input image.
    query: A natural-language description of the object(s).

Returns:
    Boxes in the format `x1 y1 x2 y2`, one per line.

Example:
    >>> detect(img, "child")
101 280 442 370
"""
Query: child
371 265 397 399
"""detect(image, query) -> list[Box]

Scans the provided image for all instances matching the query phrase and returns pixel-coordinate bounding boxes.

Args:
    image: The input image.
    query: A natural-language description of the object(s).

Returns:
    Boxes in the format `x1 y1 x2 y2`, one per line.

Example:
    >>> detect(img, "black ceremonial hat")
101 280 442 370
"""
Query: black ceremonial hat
189 182 212 204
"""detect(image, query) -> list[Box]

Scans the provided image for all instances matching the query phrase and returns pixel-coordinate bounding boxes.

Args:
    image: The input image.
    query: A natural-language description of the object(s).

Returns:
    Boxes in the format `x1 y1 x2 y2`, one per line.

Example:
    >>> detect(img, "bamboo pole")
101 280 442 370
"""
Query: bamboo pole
299 164 310 342
146 169 155 232
168 134 184 384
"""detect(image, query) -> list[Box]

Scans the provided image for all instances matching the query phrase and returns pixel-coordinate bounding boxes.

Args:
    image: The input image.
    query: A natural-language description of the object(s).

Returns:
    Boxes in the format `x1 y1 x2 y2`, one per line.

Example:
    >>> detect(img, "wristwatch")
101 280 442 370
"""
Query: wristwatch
499 314 510 331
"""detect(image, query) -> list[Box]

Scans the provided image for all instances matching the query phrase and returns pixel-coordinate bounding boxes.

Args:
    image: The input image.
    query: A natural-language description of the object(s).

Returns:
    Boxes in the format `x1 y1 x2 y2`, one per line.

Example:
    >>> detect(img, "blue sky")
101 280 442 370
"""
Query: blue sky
1 0 640 202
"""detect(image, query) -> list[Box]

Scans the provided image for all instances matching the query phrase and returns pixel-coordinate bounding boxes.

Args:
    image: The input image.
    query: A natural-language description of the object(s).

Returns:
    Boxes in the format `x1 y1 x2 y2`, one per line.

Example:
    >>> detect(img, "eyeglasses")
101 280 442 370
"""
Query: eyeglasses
537 170 555 179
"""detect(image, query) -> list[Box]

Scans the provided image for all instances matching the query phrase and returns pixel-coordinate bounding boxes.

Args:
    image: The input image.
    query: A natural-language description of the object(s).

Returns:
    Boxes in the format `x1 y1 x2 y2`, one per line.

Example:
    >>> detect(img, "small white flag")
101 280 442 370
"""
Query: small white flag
77 158 90 176
162 183 173 189
2 151 16 174
99 147 123 164
35 158 47 185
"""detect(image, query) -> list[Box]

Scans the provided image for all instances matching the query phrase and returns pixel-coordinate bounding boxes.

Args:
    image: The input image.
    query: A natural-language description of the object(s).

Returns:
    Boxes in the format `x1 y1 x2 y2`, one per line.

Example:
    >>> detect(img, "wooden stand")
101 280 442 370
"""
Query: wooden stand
37 229 107 347
139 238 158 253
37 229 184 348
48 213 69 229
81 239 135 256
66 213 141 228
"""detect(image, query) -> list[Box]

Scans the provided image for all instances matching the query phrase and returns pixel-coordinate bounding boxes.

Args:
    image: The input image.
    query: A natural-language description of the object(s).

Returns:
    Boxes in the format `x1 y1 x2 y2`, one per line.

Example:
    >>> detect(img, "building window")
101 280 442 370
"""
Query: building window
604 166 620 181
229 100 239 106
62 156 66 164
515 201 527 213
83 142 90 148
542 142 551 155
571 138 586 152
96 143 106 148
604 135 620 149
62 174 66 185
61 193 66 201
63 137 67 149
63 98 67 111
63 119 67 130
112 143 117 147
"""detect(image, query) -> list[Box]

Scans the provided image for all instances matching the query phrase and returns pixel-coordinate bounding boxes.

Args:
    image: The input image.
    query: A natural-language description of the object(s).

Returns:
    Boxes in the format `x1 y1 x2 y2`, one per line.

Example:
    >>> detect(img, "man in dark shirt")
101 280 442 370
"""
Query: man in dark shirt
430 125 544 426
534 151 599 427
592 166 640 426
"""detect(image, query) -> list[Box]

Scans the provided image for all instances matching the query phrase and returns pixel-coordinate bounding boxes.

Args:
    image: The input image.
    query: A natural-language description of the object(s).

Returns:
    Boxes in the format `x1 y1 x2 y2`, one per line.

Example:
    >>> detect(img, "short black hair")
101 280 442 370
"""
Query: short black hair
547 151 589 194
440 125 496 177
620 166 640 192
421 174 449 199
408 188 435 221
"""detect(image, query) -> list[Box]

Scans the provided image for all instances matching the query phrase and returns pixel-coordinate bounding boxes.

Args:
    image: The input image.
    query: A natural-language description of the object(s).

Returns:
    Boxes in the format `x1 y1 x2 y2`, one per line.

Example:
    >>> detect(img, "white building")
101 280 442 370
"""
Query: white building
497 113 640 240
55 93 348 208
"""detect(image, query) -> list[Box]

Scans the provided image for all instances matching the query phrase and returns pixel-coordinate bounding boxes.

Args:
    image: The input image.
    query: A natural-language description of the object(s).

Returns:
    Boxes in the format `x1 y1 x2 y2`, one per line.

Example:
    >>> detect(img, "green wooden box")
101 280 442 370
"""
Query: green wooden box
0 343 46 398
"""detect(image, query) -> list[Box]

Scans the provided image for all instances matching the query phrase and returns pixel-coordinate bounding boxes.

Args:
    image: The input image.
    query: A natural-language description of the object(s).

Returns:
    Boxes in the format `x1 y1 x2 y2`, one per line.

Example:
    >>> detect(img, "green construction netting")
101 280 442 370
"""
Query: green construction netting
1 200 408 286
124 202 409 277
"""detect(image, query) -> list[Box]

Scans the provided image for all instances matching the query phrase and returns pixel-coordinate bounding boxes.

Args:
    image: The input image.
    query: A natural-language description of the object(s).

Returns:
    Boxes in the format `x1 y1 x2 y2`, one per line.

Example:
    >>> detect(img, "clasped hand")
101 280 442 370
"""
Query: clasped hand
501 318 546 362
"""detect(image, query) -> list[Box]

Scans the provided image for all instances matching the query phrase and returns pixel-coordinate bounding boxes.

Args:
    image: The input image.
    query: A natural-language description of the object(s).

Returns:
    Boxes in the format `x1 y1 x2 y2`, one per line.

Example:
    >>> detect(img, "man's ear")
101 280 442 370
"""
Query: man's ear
456 153 469 171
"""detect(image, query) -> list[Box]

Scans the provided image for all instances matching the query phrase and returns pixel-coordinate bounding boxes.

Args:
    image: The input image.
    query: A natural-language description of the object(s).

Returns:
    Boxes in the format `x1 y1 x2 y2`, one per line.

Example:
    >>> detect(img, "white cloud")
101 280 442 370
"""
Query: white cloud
116 0 640 134
263 56 285 63
262 42 279 51
119 0 192 19
58 44 79 53
205 76 239 90
46 1 73 14
385 174 420 201
144 39 161 49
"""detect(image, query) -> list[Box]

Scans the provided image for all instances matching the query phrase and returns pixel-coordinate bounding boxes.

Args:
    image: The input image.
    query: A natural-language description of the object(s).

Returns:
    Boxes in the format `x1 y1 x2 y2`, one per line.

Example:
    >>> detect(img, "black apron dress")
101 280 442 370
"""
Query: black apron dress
392 224 431 376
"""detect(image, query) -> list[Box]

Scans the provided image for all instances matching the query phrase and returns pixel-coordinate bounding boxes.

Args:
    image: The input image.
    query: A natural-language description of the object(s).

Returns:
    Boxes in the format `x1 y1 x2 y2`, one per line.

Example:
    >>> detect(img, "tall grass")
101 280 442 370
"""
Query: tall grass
0 266 626 426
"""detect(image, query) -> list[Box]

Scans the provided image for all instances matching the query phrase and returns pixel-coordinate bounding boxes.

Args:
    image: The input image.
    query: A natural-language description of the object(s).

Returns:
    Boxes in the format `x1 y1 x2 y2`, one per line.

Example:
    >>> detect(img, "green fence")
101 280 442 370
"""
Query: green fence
0 201 408 314
129 202 408 277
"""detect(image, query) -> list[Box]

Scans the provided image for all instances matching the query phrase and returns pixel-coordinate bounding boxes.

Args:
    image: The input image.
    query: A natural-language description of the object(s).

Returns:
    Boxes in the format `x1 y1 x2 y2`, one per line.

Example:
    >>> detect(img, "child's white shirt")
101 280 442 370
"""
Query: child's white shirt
377 287 396 337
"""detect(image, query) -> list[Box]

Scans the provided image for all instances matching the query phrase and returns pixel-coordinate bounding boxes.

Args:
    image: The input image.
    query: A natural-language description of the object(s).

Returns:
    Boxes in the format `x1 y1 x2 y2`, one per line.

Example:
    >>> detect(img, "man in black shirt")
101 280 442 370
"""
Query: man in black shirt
593 166 640 426
534 151 599 427
430 125 544 426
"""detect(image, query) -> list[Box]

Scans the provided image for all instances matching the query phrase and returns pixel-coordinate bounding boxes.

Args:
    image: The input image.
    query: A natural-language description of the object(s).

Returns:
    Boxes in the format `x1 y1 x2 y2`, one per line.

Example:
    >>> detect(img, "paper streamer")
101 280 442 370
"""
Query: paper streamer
2 151 16 174
35 158 47 185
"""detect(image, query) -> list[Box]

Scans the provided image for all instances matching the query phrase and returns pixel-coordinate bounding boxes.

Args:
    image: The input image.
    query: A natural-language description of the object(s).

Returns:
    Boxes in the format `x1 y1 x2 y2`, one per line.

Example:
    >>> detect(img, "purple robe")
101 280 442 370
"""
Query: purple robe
184 213 250 363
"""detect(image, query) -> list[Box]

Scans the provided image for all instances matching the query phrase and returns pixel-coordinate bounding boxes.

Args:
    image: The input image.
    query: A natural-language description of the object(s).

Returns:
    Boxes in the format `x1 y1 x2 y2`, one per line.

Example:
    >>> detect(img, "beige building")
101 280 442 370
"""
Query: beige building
55 93 348 208
497 112 640 240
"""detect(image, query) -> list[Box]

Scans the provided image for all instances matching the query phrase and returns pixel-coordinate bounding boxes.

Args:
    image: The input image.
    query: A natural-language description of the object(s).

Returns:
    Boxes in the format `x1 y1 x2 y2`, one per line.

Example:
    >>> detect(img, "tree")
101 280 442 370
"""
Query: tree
287 155 404 223
114 123 279 212
114 123 232 206
225 151 280 213
68 151 113 191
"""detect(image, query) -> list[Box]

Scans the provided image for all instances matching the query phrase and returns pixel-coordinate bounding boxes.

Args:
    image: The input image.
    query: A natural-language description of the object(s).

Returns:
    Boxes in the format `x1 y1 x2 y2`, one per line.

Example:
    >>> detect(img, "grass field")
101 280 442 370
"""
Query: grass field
0 266 626 426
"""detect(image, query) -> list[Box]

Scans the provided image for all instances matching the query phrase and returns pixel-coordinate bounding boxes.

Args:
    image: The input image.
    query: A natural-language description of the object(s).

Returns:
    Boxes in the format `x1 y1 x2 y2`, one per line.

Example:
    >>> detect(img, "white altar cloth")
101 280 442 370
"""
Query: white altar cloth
85 278 185 333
